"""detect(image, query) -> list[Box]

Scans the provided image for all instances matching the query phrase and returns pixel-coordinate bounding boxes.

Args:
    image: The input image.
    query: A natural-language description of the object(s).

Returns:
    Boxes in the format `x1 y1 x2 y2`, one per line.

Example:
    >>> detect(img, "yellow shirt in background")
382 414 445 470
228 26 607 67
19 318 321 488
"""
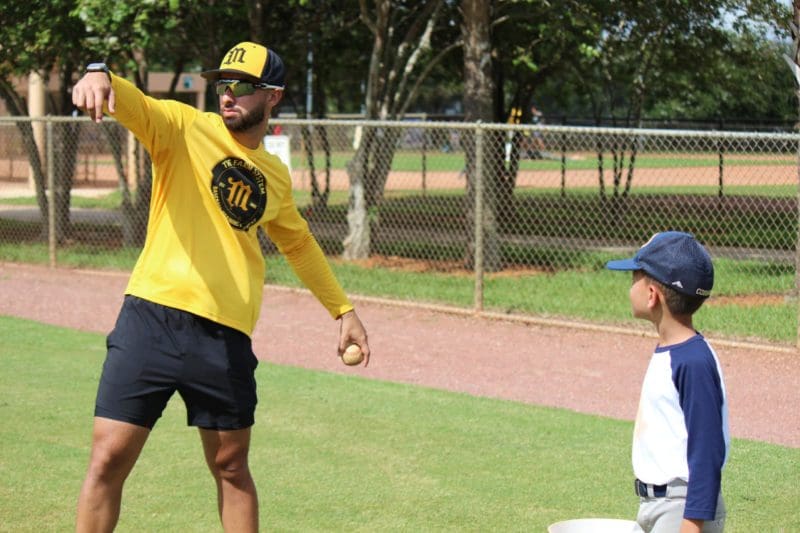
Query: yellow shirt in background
110 74 352 336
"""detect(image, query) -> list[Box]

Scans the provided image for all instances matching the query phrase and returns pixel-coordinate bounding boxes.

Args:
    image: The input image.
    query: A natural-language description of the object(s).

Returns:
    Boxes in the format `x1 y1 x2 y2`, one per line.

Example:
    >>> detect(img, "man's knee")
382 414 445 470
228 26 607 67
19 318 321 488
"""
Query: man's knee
200 427 253 483
209 449 251 482
86 418 149 483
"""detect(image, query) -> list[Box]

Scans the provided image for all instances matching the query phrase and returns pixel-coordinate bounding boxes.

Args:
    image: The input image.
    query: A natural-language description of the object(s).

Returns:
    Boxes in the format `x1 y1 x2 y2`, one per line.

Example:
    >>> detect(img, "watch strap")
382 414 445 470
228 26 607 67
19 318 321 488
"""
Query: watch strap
85 62 111 80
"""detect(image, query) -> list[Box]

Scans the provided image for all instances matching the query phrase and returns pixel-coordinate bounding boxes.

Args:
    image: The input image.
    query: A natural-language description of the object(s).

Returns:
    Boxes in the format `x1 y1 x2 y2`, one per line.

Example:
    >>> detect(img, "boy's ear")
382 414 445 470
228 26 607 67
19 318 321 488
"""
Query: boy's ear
647 282 663 309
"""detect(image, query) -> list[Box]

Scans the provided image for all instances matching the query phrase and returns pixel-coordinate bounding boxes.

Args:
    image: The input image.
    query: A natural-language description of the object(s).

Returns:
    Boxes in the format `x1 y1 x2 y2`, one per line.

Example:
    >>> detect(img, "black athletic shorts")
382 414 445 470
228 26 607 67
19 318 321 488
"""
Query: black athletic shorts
95 295 259 430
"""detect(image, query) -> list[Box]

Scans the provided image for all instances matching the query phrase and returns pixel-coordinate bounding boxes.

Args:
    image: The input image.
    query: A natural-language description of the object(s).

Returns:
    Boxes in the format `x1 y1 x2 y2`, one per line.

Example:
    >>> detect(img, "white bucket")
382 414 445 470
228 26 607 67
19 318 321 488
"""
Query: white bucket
548 518 644 533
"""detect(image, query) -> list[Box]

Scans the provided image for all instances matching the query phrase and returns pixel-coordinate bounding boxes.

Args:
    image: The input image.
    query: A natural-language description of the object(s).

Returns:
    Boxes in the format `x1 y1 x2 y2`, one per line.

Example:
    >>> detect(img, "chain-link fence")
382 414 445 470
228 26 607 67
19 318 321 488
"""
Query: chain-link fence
1 116 798 347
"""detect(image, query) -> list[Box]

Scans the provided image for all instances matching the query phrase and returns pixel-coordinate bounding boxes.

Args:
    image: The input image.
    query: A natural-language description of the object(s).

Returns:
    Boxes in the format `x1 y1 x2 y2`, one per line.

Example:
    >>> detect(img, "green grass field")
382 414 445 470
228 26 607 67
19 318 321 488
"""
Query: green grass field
1 181 797 345
0 243 794 344
41 149 799 176
290 150 796 174
270 256 797 345
0 316 798 531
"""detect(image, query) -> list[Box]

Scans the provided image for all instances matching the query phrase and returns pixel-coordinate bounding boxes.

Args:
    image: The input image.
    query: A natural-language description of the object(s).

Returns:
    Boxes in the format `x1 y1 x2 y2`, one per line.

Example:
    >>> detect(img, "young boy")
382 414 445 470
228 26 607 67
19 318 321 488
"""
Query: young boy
606 231 729 533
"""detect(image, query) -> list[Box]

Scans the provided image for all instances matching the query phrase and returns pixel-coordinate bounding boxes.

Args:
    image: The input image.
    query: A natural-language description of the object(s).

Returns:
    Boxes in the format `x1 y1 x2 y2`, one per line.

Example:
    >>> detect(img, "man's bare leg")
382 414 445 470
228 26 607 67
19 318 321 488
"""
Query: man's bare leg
76 417 150 532
200 427 258 532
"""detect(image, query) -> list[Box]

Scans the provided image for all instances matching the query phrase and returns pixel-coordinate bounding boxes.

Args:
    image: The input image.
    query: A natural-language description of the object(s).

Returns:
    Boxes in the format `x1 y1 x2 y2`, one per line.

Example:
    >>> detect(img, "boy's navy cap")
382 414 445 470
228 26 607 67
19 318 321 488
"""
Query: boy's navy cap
605 231 714 297
201 41 285 89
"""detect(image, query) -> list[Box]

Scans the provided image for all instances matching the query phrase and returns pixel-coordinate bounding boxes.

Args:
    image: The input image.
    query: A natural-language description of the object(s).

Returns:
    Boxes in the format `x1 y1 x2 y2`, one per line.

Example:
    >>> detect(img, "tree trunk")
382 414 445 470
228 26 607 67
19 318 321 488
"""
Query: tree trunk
51 121 80 242
14 121 49 222
343 125 400 259
461 0 502 271
343 0 447 259
343 129 372 259
342 0 390 259
342 179 370 260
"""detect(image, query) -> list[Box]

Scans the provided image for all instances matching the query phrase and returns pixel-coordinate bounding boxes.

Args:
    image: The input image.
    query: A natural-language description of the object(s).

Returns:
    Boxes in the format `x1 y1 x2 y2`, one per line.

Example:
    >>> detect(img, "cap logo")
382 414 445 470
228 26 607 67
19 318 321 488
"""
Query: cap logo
671 281 684 289
696 288 711 297
223 47 247 66
641 234 658 248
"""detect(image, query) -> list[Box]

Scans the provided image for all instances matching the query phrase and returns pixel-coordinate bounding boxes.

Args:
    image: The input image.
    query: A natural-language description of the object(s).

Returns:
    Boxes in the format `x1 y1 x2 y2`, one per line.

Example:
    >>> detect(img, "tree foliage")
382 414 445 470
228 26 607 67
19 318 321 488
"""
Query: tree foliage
0 0 88 242
72 0 243 90
342 0 462 258
534 0 793 123
2 0 795 254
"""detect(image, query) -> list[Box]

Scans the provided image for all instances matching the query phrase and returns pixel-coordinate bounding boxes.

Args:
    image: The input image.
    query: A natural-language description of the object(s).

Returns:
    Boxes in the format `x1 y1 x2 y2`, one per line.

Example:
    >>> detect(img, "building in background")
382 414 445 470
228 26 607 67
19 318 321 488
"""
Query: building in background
0 71 207 116
0 71 207 191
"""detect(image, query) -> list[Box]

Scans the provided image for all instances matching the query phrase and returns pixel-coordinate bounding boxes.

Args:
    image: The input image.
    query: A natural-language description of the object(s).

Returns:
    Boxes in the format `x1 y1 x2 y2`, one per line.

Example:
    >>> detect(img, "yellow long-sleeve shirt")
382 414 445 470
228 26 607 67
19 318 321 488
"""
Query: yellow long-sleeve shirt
110 74 352 336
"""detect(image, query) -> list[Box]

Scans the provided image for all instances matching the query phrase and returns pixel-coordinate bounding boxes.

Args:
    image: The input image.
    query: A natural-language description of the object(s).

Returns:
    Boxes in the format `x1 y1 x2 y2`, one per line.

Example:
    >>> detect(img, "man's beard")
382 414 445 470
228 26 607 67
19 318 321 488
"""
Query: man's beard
223 103 266 132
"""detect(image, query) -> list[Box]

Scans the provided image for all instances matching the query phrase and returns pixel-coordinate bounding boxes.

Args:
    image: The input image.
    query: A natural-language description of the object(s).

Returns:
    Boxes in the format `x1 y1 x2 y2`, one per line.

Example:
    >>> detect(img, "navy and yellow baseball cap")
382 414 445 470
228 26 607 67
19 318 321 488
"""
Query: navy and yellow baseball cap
201 41 285 89
605 231 714 298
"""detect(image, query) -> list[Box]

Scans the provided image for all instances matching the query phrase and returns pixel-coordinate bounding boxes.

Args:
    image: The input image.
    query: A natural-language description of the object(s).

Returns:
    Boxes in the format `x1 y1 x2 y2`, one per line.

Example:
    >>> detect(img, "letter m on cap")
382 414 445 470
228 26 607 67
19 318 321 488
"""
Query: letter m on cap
223 47 247 65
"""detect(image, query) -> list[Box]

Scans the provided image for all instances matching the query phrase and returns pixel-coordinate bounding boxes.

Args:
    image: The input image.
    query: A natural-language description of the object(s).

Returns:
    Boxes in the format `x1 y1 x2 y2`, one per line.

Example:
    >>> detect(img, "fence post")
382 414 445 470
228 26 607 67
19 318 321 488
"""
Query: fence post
561 130 567 197
796 134 800 350
46 119 56 268
473 123 485 313
717 120 725 198
421 125 428 196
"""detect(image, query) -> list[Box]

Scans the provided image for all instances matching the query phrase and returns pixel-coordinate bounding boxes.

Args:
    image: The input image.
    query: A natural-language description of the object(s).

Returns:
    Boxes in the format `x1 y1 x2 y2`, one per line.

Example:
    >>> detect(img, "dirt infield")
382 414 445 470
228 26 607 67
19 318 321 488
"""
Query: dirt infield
1 261 798 448
2 157 795 196
289 165 796 191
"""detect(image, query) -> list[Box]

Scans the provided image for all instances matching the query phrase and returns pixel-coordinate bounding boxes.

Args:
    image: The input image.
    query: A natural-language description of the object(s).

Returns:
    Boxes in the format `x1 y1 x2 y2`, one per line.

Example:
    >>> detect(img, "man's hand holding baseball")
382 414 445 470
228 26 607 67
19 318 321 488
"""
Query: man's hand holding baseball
72 72 115 123
338 310 370 367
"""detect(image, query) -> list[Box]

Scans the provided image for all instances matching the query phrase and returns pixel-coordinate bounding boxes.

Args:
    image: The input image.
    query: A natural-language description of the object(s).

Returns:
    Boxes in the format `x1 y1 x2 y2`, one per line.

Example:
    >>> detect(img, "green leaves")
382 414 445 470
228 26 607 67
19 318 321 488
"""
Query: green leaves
1 0 84 76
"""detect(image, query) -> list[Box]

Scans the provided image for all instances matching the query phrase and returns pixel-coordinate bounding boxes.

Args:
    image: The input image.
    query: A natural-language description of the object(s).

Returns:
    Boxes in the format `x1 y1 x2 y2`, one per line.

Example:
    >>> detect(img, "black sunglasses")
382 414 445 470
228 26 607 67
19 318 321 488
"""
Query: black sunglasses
215 79 276 97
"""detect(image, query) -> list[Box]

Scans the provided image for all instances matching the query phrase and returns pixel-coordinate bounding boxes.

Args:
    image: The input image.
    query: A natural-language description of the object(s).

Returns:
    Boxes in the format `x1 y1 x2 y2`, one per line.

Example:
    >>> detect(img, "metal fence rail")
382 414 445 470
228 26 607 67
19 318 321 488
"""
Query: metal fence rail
1 116 798 346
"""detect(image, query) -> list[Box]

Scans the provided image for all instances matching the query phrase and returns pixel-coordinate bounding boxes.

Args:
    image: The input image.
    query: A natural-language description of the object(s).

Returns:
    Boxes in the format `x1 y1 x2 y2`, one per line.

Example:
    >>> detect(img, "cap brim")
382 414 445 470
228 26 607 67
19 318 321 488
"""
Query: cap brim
200 69 261 82
200 69 221 80
605 258 641 271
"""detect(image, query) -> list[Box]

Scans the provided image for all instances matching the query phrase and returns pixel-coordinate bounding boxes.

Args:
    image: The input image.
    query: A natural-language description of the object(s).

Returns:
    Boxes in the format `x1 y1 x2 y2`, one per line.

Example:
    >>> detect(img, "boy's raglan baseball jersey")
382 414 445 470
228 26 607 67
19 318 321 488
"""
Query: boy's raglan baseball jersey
633 334 730 521
108 74 353 336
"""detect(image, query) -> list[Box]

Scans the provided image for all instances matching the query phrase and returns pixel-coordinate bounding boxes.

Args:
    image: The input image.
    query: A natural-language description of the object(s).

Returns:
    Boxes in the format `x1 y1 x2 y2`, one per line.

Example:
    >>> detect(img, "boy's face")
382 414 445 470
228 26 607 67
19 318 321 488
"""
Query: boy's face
629 270 655 319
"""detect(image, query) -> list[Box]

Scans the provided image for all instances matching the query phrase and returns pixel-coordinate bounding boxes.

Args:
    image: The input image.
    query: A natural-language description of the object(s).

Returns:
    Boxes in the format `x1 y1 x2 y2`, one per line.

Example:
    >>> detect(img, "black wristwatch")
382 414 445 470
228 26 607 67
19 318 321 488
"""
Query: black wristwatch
85 62 111 80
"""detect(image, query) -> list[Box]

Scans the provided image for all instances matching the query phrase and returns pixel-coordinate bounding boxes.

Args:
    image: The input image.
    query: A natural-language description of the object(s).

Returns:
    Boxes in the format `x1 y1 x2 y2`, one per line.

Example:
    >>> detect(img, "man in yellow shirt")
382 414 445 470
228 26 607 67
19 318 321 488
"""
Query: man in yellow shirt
72 42 370 532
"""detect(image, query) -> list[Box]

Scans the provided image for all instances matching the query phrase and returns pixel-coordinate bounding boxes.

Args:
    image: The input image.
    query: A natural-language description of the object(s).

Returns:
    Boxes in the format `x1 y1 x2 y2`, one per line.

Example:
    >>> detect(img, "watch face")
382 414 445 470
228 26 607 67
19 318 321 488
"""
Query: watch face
87 63 108 72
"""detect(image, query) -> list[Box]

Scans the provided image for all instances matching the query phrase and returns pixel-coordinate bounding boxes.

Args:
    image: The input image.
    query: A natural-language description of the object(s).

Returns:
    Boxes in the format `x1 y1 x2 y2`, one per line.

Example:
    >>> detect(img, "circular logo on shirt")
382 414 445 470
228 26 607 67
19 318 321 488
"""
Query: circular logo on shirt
211 158 267 231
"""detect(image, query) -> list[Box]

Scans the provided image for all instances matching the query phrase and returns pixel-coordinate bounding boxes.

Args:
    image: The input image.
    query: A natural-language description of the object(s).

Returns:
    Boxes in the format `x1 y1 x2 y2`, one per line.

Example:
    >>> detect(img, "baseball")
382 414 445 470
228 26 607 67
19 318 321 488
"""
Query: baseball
342 344 364 366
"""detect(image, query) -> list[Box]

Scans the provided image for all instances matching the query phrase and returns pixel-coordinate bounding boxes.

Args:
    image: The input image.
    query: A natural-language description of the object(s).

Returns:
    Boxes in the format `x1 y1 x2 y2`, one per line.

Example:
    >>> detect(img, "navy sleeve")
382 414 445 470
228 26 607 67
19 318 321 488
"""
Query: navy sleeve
671 342 726 521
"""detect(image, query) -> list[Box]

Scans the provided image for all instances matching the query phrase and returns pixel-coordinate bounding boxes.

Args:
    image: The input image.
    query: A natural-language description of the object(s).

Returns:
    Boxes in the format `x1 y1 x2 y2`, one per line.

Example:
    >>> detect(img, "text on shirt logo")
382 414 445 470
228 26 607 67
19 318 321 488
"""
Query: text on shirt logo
211 157 267 231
